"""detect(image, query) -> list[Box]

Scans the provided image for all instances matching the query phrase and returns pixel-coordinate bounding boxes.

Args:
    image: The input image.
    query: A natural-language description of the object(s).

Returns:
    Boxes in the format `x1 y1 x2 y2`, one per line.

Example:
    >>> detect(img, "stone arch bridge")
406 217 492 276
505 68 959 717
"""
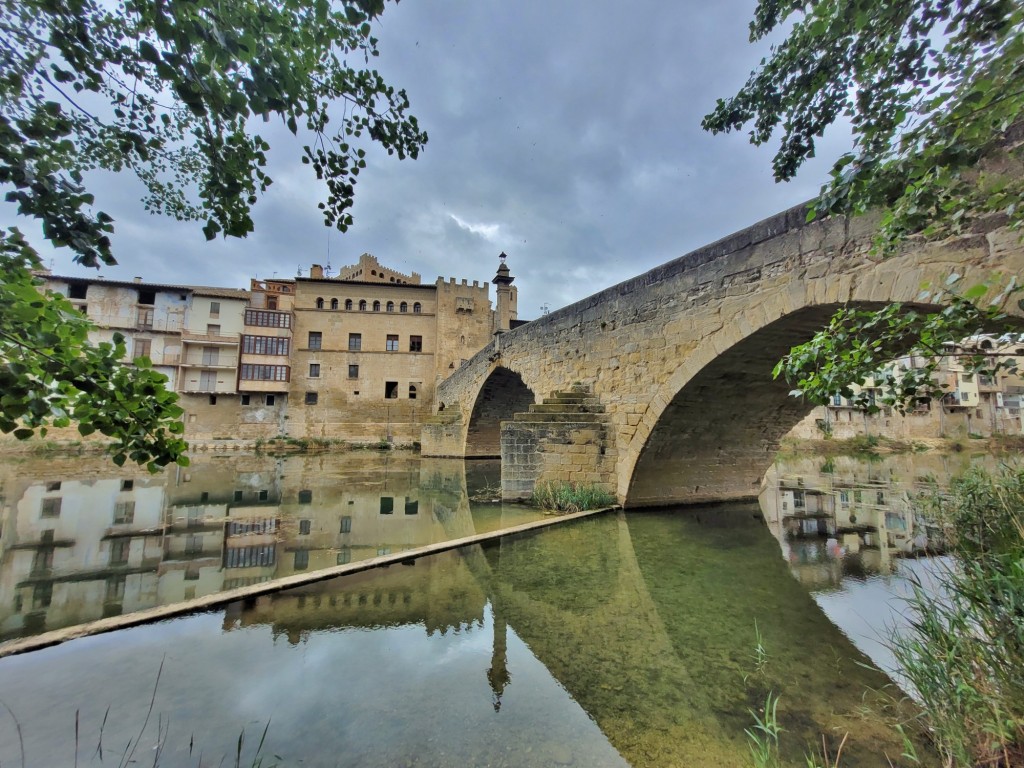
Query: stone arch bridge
422 203 1024 507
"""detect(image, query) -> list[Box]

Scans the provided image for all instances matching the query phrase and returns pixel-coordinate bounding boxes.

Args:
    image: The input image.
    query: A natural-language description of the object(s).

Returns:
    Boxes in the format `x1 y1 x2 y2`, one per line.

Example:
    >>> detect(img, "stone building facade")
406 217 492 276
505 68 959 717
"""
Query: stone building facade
286 253 513 443
37 253 517 445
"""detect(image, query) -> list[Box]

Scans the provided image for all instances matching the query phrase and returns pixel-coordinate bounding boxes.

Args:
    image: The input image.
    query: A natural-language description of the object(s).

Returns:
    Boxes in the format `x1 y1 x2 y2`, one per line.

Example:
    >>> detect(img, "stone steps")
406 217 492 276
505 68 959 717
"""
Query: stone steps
512 388 606 424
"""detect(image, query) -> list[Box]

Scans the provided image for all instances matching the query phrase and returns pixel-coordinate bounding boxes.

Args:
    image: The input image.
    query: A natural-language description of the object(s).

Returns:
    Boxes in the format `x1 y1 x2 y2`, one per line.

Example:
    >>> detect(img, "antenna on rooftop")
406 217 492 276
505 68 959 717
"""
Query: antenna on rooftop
297 265 303 277
540 304 550 316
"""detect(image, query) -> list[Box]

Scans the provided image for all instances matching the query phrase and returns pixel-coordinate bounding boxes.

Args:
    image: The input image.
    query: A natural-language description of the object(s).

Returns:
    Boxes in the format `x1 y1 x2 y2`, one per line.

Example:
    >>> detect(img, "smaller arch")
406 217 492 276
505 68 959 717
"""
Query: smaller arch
409 384 417 400
315 297 324 309
413 302 422 314
359 300 367 311
330 298 339 310
386 301 395 312
400 302 408 313
371 269 377 276
345 299 353 311
373 300 381 312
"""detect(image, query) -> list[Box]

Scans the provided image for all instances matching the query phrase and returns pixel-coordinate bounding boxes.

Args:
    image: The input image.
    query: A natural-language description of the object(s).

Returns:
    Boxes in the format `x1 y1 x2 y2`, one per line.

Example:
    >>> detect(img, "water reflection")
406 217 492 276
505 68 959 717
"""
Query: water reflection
0 453 541 643
761 451 989 588
0 507 934 767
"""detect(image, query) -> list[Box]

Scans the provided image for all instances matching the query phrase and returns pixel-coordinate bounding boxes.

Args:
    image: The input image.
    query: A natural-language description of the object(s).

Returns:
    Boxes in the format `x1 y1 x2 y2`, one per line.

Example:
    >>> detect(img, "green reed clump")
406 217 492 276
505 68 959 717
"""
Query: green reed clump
529 481 615 513
892 465 1024 767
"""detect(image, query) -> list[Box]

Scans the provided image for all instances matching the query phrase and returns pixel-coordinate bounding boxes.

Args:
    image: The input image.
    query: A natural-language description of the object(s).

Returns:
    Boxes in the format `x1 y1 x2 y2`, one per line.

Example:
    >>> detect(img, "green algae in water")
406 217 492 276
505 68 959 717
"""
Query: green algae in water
0 509 932 767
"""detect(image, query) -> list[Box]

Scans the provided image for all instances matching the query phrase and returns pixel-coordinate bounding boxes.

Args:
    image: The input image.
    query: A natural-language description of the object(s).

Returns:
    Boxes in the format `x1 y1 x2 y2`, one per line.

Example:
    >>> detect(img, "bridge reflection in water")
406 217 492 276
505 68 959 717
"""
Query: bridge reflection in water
0 497 931 767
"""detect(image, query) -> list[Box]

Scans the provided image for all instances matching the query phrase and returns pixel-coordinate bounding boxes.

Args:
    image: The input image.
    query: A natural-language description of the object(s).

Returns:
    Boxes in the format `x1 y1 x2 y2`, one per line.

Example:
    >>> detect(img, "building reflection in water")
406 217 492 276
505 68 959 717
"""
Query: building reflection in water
0 453 538 643
760 451 987 589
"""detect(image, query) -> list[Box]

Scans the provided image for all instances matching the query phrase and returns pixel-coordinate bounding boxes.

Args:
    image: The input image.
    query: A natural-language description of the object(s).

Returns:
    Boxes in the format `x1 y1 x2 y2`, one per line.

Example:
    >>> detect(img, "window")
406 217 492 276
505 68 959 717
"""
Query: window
405 498 418 515
337 549 351 565
331 298 339 310
386 335 399 351
359 300 367 311
409 336 422 352
385 381 398 399
267 296 278 310
113 501 135 524
409 384 417 400
69 283 87 300
133 338 151 360
315 297 324 309
34 583 53 609
308 331 322 350
241 394 251 406
185 534 203 554
309 363 321 378
348 364 359 379
137 308 154 328
41 497 61 518
305 391 319 405
244 309 291 328
138 290 155 305
386 301 395 312
345 299 353 310
122 479 134 491
294 550 309 570
46 481 61 492
348 333 362 351
110 539 130 565
373 300 381 312
413 302 422 313
298 490 313 503
32 548 54 574
209 301 220 317
242 335 290 355
234 490 244 501
380 497 394 515
105 575 126 602
258 489 269 501
340 516 352 533
240 364 290 381
206 324 220 336
265 394 276 406
208 394 217 405
299 519 311 535
400 302 408 313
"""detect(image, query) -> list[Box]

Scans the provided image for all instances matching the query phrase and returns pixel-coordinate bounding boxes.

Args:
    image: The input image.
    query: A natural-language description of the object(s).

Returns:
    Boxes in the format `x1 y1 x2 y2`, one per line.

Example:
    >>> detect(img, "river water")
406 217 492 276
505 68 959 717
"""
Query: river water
0 448 992 766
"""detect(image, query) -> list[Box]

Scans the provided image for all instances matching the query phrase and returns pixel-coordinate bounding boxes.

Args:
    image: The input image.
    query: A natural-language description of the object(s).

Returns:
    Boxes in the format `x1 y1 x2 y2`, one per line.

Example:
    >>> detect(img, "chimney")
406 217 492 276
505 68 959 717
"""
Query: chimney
133 276 143 283
310 264 324 279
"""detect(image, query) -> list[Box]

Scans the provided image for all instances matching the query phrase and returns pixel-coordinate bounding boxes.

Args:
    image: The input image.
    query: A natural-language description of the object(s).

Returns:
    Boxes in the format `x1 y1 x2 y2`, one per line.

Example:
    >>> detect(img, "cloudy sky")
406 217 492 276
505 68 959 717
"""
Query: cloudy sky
6 0 854 317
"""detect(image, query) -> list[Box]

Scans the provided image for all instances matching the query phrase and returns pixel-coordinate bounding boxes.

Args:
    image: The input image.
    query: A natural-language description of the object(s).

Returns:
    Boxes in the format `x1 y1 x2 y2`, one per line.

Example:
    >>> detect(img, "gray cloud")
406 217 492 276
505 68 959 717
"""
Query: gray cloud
3 0 854 316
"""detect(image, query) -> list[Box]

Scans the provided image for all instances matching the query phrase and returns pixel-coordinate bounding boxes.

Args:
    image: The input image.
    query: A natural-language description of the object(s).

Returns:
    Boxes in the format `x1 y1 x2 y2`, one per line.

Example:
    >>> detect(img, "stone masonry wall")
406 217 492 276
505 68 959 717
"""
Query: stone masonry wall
434 204 1024 507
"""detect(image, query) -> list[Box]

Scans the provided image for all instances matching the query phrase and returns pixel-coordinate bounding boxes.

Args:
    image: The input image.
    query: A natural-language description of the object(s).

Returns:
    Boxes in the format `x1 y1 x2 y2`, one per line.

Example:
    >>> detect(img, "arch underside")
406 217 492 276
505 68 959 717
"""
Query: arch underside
626 304 877 508
465 367 535 458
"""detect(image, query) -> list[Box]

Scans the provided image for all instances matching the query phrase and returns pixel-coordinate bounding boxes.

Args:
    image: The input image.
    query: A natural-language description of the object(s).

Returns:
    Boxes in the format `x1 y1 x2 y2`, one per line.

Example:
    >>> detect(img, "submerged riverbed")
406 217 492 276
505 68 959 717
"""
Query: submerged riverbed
0 449 988 766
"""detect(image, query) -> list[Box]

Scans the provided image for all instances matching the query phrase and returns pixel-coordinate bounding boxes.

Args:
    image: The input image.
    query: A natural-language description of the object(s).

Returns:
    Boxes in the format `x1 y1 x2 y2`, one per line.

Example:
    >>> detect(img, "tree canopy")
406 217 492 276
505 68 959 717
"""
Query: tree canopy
704 0 1024 409
0 0 427 467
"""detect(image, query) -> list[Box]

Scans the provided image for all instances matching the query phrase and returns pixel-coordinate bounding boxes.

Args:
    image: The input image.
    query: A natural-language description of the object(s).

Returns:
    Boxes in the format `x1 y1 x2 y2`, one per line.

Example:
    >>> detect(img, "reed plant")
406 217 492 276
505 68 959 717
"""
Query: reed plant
529 481 616 513
891 465 1024 767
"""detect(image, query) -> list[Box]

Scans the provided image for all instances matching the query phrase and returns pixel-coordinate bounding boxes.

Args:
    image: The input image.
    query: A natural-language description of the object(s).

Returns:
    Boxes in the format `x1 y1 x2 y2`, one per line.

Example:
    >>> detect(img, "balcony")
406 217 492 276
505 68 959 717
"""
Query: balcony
179 352 239 368
181 332 240 346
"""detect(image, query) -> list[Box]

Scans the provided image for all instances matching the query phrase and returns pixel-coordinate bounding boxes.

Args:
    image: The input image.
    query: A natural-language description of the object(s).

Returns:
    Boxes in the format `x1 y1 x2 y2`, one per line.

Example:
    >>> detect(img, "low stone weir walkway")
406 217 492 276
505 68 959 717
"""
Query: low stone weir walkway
0 505 618 659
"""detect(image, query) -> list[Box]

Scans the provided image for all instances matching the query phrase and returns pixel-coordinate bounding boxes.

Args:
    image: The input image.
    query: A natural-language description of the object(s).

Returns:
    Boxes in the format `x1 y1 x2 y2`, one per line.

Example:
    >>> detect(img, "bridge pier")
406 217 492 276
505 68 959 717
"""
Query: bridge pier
500 388 616 501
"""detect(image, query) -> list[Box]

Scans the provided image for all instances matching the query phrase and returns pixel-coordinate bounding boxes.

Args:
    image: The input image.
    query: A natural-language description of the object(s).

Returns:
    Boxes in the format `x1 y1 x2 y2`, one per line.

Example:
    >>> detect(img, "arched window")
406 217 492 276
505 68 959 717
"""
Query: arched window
315 297 324 309
413 302 422 314
460 335 465 345
344 299 353 311
359 300 367 311
373 300 381 312
400 302 408 313
386 301 395 312
330 298 339 310
409 384 417 400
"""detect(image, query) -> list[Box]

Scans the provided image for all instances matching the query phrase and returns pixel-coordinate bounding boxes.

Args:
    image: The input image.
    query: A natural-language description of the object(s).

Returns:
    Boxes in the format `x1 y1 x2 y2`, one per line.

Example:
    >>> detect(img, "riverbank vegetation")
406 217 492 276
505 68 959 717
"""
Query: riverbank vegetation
530 481 616 513
746 464 1024 767
893 466 1024 767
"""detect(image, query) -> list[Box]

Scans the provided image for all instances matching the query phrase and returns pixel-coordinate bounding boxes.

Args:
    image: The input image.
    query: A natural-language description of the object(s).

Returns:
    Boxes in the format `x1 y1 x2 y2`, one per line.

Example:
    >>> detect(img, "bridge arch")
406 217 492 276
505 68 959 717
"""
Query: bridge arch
465 365 536 458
